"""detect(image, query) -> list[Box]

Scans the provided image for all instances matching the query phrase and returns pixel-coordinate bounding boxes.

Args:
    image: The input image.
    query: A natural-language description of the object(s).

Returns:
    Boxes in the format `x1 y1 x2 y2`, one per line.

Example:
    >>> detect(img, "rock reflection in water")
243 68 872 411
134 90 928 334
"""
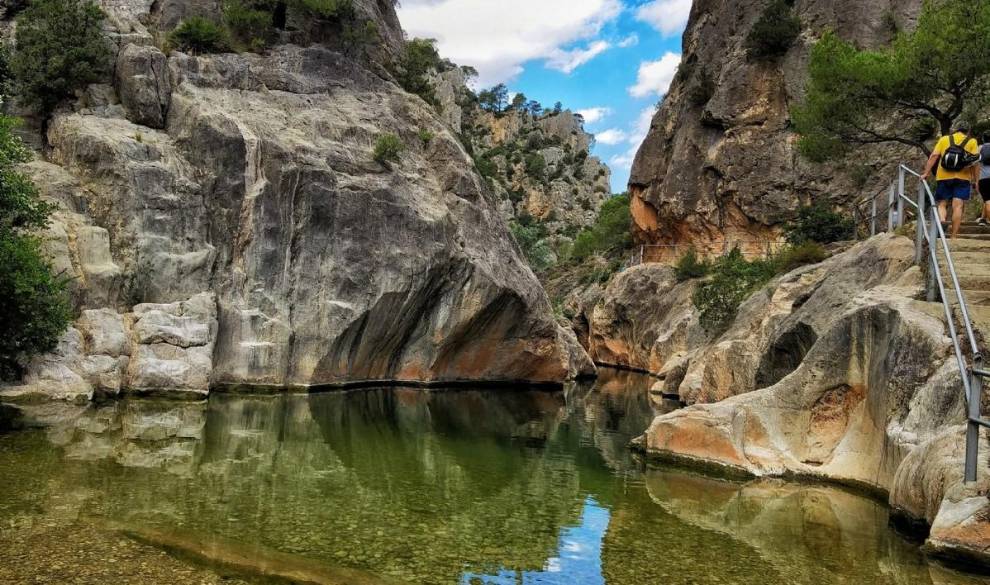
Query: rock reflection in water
1 369 987 585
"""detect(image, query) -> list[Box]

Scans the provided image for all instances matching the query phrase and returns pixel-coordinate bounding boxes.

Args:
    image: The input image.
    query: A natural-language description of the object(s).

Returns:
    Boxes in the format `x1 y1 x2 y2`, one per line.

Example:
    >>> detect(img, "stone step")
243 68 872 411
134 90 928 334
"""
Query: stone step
936 251 989 265
938 270 990 291
942 234 990 244
951 290 990 307
961 305 990 337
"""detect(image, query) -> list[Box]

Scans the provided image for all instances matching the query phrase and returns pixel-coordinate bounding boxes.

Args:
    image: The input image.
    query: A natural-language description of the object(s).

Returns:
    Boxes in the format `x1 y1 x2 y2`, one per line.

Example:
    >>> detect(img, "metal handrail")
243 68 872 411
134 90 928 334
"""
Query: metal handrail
867 164 987 482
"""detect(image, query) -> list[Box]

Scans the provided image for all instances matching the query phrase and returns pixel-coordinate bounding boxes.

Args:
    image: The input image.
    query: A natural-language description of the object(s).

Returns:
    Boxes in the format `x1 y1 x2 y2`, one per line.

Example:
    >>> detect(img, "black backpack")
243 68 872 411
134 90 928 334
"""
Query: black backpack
941 133 981 172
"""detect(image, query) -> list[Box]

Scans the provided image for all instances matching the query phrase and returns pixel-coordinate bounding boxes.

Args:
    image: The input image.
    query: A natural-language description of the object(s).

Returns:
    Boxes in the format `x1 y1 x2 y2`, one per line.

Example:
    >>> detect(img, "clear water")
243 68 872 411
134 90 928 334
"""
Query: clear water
1 369 987 585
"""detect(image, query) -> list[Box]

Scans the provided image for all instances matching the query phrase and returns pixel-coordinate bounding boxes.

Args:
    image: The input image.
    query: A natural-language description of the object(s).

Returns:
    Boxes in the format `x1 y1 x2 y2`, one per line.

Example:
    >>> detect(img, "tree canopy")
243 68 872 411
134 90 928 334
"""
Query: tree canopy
792 0 990 161
478 84 509 113
11 0 111 117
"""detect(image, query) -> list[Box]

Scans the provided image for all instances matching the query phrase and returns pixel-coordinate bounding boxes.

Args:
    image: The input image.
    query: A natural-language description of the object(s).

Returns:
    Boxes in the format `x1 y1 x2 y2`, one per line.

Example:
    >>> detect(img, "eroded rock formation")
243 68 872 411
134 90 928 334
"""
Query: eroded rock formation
1 0 594 399
612 233 990 567
629 0 924 259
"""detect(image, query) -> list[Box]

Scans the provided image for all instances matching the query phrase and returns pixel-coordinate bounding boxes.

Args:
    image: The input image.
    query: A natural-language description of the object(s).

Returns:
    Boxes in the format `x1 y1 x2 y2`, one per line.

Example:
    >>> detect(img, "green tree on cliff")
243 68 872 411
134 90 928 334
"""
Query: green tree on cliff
792 0 990 161
0 116 72 379
10 0 111 117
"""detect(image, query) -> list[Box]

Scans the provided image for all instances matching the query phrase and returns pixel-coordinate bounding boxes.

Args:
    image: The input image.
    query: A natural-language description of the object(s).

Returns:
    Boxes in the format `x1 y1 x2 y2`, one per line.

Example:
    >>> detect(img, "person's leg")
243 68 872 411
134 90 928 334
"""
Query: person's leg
952 197 965 238
950 180 971 239
935 180 953 225
980 179 990 222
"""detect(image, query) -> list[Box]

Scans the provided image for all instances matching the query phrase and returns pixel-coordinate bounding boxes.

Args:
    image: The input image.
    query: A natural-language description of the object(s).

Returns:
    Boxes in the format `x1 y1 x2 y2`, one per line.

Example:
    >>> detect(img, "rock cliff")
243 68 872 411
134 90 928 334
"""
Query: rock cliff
0 0 595 399
579 233 990 568
433 69 612 239
629 0 924 260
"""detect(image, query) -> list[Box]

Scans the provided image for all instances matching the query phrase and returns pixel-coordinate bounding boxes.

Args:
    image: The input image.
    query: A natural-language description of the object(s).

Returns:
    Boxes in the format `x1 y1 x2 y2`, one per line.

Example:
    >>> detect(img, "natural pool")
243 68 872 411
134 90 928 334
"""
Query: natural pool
0 369 987 585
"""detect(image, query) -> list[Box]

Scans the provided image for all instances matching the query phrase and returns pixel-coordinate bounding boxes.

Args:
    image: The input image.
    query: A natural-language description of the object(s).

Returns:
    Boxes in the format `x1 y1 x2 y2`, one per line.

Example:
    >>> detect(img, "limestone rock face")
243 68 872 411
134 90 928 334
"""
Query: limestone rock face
127 293 218 396
587 264 705 376
3 0 592 395
628 233 990 566
629 0 924 258
587 235 917 404
116 44 171 129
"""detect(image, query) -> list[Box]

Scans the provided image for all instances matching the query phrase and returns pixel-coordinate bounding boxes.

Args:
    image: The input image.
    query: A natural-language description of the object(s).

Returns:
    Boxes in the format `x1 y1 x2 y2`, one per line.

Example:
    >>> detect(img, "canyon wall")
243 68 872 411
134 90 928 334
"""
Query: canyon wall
0 0 595 401
629 0 924 260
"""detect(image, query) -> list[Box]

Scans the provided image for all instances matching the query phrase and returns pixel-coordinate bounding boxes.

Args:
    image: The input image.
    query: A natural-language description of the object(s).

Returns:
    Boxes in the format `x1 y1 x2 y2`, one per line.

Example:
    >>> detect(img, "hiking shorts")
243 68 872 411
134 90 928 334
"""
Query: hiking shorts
935 179 972 202
980 179 990 203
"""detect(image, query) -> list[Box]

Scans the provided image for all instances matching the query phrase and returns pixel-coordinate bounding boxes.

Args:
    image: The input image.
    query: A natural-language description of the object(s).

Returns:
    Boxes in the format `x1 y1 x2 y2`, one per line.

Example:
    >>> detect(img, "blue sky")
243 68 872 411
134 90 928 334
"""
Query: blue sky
398 0 691 194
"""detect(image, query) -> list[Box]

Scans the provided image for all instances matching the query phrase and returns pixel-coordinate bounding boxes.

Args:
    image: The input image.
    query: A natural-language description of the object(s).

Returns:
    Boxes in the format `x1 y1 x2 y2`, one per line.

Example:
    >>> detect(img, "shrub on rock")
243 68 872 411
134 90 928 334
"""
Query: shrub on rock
746 0 801 60
10 0 111 117
373 133 404 165
0 115 71 378
169 17 232 54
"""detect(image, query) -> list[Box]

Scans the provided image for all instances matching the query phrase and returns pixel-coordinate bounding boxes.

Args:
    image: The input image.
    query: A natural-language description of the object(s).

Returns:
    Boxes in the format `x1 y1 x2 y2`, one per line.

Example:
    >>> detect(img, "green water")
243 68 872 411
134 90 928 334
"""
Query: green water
1 369 987 584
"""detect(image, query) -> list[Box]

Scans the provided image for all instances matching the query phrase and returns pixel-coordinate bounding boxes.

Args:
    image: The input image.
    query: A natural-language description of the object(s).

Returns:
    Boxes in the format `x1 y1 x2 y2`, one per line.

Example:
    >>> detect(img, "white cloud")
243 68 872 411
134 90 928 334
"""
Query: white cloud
576 107 612 125
398 0 622 86
547 40 611 74
595 128 628 145
609 106 657 169
635 0 693 37
618 34 640 48
628 52 682 98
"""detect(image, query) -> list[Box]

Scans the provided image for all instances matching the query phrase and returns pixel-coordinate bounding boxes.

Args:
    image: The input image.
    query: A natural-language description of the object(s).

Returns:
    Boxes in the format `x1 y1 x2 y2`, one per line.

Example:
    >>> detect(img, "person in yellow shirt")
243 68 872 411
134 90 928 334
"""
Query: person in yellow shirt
921 123 981 239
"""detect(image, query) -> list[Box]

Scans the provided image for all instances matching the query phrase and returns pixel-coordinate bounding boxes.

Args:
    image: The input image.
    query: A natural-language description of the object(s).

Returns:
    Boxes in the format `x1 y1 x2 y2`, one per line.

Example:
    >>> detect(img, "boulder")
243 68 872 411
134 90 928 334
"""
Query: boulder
116 43 171 129
77 309 129 357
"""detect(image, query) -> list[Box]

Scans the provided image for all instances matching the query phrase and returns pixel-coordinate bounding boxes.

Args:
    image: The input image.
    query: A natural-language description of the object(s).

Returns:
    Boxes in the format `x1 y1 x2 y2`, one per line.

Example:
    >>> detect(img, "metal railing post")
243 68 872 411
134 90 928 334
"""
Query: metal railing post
927 208 939 302
897 167 906 229
887 183 896 231
915 181 926 265
966 356 984 483
871 198 877 236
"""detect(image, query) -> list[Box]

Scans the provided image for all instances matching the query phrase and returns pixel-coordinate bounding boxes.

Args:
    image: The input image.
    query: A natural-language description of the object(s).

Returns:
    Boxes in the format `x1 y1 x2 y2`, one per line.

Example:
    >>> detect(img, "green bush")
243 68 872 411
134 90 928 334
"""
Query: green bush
0 115 72 379
693 241 831 333
746 0 801 59
773 241 828 273
675 247 710 281
525 153 547 178
295 0 354 19
784 204 854 244
373 133 404 164
693 249 778 333
397 38 442 103
418 129 434 145
170 16 231 54
341 19 380 56
11 0 111 116
509 220 554 273
223 0 276 50
571 194 632 261
474 155 497 179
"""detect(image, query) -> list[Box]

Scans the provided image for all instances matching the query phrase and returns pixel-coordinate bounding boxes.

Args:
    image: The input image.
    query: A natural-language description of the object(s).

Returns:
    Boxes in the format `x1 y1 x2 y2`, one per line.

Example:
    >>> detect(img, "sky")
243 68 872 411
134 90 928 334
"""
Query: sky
397 0 692 194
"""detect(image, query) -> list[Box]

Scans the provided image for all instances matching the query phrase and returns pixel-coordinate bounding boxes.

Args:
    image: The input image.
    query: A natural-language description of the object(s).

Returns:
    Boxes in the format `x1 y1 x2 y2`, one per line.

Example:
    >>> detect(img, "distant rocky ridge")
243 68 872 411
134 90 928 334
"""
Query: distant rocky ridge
629 0 924 260
433 68 612 261
0 0 596 401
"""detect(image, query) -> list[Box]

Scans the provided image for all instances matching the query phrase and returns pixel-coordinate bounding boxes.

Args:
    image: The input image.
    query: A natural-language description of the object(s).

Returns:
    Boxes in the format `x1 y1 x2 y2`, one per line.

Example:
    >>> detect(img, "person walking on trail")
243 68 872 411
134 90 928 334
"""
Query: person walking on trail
921 123 981 239
978 131 990 226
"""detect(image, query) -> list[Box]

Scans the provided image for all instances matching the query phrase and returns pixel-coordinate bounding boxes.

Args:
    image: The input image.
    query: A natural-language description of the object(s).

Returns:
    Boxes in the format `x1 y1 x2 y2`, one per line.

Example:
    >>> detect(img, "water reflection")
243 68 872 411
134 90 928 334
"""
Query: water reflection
462 497 609 585
0 369 986 585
